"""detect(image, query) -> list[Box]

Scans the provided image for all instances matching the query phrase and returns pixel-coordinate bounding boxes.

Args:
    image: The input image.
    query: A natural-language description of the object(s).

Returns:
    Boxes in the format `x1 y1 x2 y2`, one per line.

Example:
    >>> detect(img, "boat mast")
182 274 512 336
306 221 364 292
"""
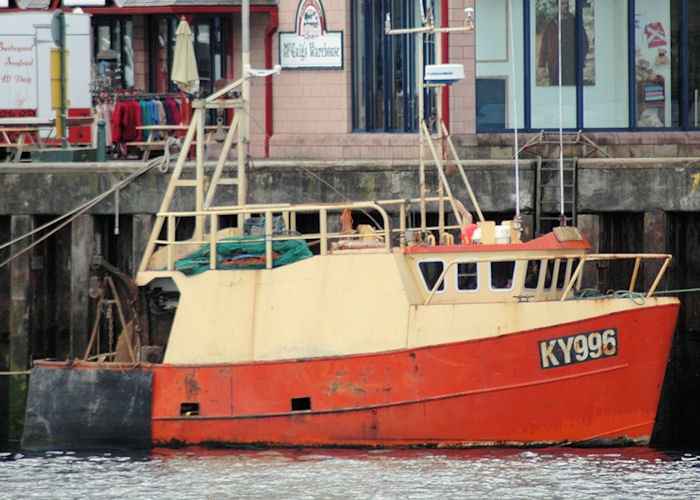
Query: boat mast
386 1 482 235
240 0 250 206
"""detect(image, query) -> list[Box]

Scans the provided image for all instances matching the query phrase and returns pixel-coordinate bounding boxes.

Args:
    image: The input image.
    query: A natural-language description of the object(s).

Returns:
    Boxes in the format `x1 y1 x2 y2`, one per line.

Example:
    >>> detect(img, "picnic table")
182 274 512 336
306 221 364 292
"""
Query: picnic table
0 117 55 162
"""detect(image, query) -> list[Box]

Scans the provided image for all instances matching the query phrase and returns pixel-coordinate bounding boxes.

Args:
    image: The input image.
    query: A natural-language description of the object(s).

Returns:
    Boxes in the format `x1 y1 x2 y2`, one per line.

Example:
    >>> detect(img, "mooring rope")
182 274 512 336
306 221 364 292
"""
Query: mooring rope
569 287 700 305
568 289 646 305
0 152 174 269
653 288 700 295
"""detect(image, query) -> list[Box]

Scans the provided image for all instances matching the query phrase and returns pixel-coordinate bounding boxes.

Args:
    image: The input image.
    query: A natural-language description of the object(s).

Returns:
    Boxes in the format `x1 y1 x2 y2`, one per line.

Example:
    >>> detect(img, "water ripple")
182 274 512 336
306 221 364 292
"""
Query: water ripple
1 447 699 499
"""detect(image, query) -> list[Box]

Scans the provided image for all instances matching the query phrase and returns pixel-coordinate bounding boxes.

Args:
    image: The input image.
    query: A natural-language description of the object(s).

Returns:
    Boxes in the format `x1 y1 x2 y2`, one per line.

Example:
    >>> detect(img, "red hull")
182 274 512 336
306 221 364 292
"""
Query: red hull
148 303 678 447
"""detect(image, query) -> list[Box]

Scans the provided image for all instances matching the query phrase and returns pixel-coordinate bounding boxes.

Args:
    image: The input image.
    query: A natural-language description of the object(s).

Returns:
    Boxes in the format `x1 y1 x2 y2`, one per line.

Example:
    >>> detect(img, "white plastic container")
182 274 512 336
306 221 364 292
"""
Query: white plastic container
494 225 511 244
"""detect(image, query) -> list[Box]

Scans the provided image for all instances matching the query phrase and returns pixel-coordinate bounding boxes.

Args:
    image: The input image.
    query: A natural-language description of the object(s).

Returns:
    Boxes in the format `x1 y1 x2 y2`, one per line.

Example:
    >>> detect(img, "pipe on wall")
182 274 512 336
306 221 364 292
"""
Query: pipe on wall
264 8 278 158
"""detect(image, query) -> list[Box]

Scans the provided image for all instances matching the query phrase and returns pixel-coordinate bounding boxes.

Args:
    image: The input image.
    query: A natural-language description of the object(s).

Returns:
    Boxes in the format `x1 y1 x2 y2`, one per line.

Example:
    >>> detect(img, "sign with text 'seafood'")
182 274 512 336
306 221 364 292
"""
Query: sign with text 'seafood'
279 0 343 69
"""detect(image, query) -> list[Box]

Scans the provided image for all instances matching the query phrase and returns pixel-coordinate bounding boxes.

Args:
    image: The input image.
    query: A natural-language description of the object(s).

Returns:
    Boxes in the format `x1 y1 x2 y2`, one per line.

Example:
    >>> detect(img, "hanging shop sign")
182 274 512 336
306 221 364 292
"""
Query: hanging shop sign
279 0 343 69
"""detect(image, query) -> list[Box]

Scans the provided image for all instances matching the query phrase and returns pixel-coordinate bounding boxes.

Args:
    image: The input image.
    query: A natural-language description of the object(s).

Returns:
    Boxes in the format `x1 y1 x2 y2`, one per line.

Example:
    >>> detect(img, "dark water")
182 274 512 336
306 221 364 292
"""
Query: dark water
1 447 700 499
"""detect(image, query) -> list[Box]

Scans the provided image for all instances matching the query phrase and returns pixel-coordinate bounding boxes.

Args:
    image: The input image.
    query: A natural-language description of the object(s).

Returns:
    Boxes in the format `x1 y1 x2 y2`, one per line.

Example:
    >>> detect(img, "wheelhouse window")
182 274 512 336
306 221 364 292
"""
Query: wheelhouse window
560 258 581 289
351 0 436 132
419 260 445 292
457 262 478 291
525 259 541 289
543 259 556 289
491 261 515 290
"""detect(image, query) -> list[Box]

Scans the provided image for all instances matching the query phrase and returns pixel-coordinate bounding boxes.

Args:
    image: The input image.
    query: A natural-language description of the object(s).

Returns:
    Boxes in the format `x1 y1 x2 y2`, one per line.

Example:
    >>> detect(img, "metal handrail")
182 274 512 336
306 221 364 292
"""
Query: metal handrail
152 201 392 271
561 253 672 301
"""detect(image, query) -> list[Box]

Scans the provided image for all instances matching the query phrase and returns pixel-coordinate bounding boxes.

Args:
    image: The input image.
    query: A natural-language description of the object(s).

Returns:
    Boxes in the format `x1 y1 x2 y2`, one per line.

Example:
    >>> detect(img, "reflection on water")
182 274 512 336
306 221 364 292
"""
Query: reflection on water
1 447 699 499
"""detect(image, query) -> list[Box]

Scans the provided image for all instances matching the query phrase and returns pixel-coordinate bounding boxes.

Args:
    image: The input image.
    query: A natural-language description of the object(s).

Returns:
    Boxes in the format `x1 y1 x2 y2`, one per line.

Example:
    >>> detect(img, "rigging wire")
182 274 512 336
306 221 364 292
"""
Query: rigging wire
508 0 521 221
246 109 386 230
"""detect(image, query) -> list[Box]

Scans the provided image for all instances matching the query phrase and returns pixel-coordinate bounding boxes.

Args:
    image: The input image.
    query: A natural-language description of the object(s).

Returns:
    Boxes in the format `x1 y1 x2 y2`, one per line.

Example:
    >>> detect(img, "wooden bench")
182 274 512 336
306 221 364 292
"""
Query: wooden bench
126 125 186 160
128 125 232 160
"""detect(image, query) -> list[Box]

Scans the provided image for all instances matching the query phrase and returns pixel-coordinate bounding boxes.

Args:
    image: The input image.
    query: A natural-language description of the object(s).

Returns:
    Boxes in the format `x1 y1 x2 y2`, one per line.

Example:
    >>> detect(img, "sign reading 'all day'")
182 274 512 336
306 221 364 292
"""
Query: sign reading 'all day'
279 0 343 69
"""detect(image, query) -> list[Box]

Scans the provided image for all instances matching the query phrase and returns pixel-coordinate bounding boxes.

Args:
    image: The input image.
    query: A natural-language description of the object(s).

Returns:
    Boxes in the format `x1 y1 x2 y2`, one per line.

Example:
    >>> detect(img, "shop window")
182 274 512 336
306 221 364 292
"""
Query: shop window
93 17 134 91
476 78 507 130
351 0 435 132
690 1 700 128
475 0 699 131
150 16 231 96
635 1 672 127
582 0 628 128
530 0 583 129
475 0 524 132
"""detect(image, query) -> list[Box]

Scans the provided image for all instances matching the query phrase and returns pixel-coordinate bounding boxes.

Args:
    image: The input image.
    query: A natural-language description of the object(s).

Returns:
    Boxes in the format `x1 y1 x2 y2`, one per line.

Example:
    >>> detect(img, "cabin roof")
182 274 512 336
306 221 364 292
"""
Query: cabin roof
404 230 591 255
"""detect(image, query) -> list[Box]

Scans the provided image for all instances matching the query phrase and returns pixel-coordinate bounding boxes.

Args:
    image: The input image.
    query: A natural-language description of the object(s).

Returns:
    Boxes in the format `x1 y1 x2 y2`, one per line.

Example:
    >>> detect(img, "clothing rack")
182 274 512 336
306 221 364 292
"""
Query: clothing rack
93 91 182 104
115 92 181 101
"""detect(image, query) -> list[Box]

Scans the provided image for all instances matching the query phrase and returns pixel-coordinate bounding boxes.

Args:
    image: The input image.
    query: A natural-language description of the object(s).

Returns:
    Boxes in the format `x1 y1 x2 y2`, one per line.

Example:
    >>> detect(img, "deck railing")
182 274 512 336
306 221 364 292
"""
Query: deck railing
151 201 392 271
143 195 473 272
562 253 673 300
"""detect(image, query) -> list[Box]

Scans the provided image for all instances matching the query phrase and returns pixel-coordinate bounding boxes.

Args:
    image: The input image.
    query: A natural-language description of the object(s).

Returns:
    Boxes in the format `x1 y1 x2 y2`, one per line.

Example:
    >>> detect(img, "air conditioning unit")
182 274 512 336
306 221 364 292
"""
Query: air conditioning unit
424 64 465 84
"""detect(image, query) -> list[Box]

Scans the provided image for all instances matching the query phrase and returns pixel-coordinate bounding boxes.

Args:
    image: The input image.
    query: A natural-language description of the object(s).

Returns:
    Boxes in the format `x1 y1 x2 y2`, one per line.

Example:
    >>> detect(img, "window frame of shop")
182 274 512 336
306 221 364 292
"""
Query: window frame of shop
149 15 233 96
351 0 438 133
474 0 699 132
93 16 135 91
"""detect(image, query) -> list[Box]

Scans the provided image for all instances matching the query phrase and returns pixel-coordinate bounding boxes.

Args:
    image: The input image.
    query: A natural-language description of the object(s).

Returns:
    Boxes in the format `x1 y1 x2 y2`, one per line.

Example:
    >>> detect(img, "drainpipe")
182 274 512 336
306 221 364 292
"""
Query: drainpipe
264 8 278 158
441 0 449 129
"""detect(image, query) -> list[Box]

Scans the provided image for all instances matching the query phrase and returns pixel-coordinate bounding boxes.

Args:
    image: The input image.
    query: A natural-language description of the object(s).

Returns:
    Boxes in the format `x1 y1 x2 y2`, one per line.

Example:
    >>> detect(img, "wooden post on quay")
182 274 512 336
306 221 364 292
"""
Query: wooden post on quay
9 215 32 444
70 215 94 360
643 211 668 288
132 214 153 277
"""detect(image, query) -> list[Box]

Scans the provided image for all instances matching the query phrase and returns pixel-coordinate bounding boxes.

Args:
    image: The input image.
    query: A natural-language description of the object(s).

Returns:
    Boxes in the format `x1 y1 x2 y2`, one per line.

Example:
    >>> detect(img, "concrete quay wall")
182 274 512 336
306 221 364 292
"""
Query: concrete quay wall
0 157 699 215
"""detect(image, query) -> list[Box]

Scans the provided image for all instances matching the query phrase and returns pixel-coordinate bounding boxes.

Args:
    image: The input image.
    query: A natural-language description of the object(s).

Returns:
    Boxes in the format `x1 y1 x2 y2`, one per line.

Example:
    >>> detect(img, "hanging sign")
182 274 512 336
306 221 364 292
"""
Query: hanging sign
279 0 343 69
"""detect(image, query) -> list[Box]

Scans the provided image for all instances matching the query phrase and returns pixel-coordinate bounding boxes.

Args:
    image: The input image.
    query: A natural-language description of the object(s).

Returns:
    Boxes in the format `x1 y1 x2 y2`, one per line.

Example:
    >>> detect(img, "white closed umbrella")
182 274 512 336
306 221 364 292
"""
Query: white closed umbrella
171 19 199 92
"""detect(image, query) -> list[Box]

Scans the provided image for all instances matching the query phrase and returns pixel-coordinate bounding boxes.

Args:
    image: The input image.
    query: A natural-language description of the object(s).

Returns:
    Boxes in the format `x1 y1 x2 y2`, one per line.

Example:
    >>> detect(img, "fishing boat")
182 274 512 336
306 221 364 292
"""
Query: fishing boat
21 2 679 450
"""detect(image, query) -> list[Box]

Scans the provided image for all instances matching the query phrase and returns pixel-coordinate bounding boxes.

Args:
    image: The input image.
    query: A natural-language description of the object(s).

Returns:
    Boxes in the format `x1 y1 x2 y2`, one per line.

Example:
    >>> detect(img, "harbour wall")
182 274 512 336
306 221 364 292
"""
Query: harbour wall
1 157 699 448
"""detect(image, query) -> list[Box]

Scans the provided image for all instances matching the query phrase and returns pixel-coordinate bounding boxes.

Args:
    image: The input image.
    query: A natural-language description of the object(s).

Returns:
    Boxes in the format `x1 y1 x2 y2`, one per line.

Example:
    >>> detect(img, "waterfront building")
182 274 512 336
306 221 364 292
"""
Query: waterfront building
0 0 699 157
